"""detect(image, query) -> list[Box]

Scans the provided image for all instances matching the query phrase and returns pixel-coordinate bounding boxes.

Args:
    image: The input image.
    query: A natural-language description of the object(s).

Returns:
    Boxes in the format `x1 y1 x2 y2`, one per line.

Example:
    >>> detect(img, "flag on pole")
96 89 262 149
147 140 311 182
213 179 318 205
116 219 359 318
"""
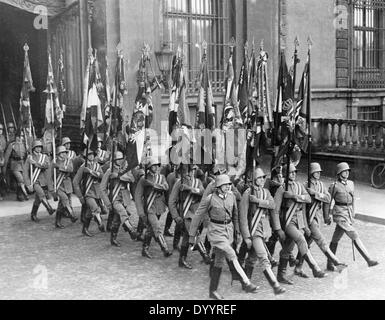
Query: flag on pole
19 43 35 134
238 43 250 124
195 41 215 131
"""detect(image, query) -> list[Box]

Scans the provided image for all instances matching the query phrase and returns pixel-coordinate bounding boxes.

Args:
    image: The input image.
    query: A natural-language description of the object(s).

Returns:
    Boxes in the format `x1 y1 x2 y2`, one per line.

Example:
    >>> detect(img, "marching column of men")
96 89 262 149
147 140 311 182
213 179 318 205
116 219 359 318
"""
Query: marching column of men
0 131 380 299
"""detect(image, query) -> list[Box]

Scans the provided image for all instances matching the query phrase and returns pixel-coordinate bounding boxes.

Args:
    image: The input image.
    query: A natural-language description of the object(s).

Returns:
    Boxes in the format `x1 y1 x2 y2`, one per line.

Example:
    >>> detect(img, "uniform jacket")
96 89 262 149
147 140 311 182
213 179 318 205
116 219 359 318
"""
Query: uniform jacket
53 156 74 193
100 167 135 208
67 150 77 161
23 152 52 189
168 173 204 220
189 190 240 238
4 140 27 172
274 181 311 230
327 179 355 223
0 135 6 166
73 161 104 201
305 179 331 224
96 148 111 165
134 172 169 217
239 186 277 240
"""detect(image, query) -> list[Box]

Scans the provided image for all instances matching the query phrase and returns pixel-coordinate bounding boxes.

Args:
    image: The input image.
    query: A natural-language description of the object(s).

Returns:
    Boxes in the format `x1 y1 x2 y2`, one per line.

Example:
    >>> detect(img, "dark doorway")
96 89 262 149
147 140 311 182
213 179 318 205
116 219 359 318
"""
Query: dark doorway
0 3 47 135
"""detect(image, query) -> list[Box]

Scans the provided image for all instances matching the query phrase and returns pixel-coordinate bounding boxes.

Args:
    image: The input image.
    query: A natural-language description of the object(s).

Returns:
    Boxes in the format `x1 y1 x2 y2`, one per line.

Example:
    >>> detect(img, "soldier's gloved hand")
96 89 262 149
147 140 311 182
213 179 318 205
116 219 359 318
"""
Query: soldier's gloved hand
244 238 252 250
304 227 311 238
276 229 286 242
283 191 295 199
175 216 184 225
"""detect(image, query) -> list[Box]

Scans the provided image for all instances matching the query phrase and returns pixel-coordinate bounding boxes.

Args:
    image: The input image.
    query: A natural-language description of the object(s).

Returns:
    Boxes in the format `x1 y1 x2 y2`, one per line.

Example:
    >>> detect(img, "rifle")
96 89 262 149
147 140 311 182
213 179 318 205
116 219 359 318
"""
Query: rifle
0 103 9 142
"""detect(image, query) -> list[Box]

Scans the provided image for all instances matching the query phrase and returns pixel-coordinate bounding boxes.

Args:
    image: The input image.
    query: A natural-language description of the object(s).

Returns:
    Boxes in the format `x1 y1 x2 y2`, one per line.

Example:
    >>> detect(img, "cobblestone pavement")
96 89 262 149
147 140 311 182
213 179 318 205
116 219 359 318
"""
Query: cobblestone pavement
0 211 384 300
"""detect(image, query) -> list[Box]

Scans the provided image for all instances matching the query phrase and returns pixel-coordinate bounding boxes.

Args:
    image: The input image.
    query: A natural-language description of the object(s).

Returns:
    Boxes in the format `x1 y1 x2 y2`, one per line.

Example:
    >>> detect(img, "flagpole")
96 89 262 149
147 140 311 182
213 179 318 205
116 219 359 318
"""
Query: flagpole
307 37 313 188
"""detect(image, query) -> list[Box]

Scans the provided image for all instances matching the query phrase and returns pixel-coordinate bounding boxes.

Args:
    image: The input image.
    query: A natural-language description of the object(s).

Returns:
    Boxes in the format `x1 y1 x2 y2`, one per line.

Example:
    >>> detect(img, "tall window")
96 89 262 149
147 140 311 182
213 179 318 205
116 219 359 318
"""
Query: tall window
163 0 229 93
352 0 385 88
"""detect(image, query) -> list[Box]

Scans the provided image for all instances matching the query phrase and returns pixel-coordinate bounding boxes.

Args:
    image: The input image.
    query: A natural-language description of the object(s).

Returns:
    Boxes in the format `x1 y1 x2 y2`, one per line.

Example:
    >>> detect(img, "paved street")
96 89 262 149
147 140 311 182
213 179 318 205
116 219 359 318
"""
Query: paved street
0 208 384 300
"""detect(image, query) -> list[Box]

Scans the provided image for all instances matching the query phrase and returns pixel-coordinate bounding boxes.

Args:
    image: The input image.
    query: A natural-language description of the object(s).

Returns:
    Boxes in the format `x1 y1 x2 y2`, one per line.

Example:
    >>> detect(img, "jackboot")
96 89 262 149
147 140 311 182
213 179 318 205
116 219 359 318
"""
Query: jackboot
237 241 248 267
178 245 193 269
353 239 379 267
242 265 254 291
136 217 145 242
41 199 56 216
156 234 172 257
163 212 174 237
106 211 114 232
65 206 78 223
82 217 94 237
263 268 286 295
294 256 309 278
324 246 347 272
195 241 212 265
20 184 29 200
93 214 105 232
16 187 24 202
110 231 121 247
277 257 294 285
303 252 328 278
226 258 242 285
209 267 224 300
209 253 216 278
327 242 338 271
55 210 65 229
173 222 182 251
122 220 138 240
80 204 87 224
30 204 40 222
228 260 258 293
142 233 153 259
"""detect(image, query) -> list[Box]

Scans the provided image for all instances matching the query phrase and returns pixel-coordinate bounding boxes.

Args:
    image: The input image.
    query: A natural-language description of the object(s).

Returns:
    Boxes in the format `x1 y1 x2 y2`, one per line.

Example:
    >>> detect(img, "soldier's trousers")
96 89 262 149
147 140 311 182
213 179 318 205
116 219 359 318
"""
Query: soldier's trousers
33 183 48 205
111 200 136 231
12 170 24 185
180 218 191 247
280 223 308 259
146 213 163 238
307 220 329 251
57 190 72 209
85 197 102 219
245 236 271 269
331 221 359 244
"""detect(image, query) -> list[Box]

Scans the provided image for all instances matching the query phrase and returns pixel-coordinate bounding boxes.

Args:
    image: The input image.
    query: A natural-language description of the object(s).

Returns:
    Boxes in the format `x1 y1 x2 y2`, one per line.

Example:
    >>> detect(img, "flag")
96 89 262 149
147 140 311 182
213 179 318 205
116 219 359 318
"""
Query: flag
57 49 66 112
19 43 35 133
272 50 295 168
294 56 311 153
195 50 215 130
168 53 191 135
238 51 249 124
80 50 104 151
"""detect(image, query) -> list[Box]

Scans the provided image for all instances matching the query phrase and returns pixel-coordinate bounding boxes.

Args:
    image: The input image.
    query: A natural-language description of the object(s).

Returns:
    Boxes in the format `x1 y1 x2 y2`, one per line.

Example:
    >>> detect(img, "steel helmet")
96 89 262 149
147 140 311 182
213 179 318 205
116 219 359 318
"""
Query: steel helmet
146 157 161 168
7 122 14 129
215 174 232 188
62 137 71 145
283 163 297 175
254 167 266 179
336 162 350 175
310 162 322 175
32 140 43 150
114 151 124 161
57 146 67 155
213 164 227 175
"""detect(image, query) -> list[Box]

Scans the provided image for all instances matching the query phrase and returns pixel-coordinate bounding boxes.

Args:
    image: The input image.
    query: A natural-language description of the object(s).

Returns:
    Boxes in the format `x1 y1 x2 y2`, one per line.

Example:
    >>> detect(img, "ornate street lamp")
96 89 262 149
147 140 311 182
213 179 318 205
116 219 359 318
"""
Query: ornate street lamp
155 43 174 91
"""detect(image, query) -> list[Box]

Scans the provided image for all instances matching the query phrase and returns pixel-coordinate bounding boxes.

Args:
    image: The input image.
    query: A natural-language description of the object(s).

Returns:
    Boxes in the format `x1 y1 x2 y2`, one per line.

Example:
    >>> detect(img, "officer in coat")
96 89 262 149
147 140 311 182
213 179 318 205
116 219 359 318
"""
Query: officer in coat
52 146 78 228
73 149 105 236
293 162 347 277
135 157 172 259
275 164 326 285
325 162 378 268
24 139 55 221
189 174 258 300
100 151 138 247
239 168 286 295
169 163 208 269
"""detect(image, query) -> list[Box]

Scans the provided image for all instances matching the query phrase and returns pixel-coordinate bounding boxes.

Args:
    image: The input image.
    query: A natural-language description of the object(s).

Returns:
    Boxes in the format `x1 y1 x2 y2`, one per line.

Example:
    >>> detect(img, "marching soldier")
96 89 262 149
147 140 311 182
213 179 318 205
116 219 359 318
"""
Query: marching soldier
52 146 78 228
132 166 146 240
135 157 172 259
73 149 106 236
293 163 347 277
325 162 379 268
239 168 286 295
7 122 16 144
61 137 77 161
3 130 28 201
163 162 177 238
169 163 208 269
189 174 258 300
275 164 327 285
100 151 138 247
0 123 6 200
24 139 56 221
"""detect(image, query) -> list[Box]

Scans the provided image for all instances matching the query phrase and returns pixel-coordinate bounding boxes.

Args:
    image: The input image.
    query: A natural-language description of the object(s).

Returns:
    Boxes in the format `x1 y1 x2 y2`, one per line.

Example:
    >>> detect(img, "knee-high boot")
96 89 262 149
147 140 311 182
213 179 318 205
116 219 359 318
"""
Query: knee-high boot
263 268 286 295
55 210 64 229
209 267 224 300
195 241 212 265
277 257 294 285
30 204 40 222
353 239 379 267
179 245 192 269
41 199 55 216
82 216 93 237
122 219 138 240
228 259 258 293
155 234 172 257
303 251 327 278
142 232 153 259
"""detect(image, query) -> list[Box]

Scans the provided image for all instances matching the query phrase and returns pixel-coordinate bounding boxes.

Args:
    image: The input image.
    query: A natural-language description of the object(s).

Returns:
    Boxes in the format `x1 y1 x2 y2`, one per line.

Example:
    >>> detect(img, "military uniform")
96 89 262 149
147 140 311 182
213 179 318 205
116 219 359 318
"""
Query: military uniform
100 159 138 247
169 168 207 268
73 157 105 236
189 174 257 300
275 164 326 284
52 147 78 228
239 171 285 295
326 162 378 268
4 137 28 201
0 131 6 199
24 140 55 221
135 159 172 259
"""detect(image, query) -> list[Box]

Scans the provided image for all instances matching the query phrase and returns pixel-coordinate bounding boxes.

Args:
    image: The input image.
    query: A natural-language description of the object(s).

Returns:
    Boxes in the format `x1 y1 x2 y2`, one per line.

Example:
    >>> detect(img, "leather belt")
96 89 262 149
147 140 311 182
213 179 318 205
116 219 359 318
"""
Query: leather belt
210 218 232 225
335 201 352 206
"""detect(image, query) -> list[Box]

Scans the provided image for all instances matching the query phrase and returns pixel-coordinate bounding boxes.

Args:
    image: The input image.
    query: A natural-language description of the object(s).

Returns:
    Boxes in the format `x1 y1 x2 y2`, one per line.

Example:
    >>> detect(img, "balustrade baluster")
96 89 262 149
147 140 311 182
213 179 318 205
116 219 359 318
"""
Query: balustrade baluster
374 124 382 150
345 122 352 149
367 122 374 149
330 122 337 147
352 123 358 149
337 121 343 148
326 121 332 147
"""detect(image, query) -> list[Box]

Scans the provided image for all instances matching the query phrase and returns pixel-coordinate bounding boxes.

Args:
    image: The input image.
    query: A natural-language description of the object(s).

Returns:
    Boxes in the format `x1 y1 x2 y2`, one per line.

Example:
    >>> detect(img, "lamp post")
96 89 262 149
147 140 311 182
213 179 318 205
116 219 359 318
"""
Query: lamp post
155 43 174 92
